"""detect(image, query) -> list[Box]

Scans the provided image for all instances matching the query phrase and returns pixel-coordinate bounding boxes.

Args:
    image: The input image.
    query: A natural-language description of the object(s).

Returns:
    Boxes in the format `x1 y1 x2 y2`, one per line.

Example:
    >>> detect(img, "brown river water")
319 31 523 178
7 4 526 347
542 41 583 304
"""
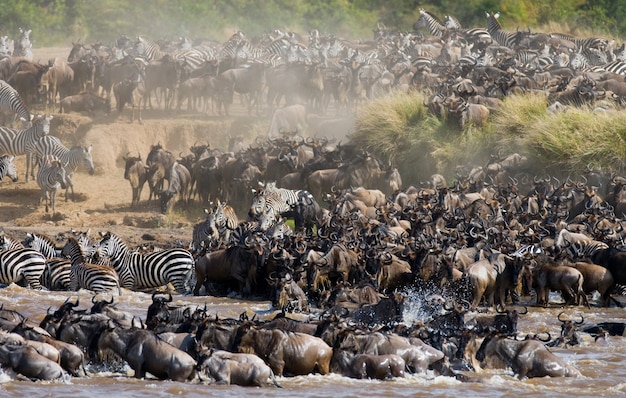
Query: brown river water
1 285 625 398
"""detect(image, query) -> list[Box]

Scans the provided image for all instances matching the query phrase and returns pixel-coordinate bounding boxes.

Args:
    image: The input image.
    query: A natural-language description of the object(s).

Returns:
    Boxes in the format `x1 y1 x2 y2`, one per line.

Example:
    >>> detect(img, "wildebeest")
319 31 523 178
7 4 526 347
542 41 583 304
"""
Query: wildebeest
58 91 110 115
196 349 281 387
474 333 581 378
268 104 307 138
337 330 444 373
122 153 147 207
113 75 144 122
331 350 406 380
193 239 265 297
236 324 333 376
0 342 66 380
159 161 191 213
530 257 590 308
91 322 197 381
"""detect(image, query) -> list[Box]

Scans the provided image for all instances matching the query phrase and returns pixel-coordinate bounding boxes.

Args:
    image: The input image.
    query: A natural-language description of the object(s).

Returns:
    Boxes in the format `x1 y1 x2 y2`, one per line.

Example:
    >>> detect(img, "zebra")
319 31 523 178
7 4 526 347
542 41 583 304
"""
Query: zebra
33 136 95 200
0 243 46 290
414 9 447 37
249 182 321 232
599 60 626 75
61 237 121 295
566 239 610 262
485 12 524 49
36 154 67 213
0 114 52 181
96 231 194 294
22 233 71 291
134 36 168 63
12 28 33 60
0 234 25 250
0 79 30 121
0 155 18 183
191 200 239 251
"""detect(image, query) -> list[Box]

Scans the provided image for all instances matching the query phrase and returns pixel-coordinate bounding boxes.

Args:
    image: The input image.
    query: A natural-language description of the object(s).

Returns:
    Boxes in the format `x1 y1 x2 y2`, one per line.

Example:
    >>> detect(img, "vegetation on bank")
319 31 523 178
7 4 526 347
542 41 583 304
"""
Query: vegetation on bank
2 1 626 46
350 92 626 183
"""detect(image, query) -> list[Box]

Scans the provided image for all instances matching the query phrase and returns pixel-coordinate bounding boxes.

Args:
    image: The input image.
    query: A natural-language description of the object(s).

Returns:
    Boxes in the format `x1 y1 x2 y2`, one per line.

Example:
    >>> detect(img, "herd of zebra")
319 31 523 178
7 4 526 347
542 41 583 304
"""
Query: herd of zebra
0 88 96 214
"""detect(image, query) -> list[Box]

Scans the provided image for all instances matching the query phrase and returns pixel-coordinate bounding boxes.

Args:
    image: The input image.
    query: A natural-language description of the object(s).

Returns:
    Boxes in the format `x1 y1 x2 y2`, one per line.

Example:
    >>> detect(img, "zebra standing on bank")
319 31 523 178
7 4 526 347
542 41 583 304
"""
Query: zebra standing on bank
61 237 121 295
0 155 18 183
0 114 52 181
33 136 95 200
36 154 67 213
96 231 194 294
0 80 30 121
23 232 71 291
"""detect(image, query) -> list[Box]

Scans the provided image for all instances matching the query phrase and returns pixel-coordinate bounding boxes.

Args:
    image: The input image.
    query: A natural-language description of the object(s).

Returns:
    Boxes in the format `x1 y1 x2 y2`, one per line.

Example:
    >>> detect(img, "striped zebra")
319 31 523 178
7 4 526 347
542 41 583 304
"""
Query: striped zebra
599 60 626 75
96 231 194 294
23 232 71 291
36 154 67 213
0 155 17 183
485 12 524 49
0 243 46 289
567 239 609 261
12 28 33 60
134 36 168 62
0 114 51 181
0 79 30 121
0 234 25 250
191 200 239 250
61 237 121 295
33 136 95 200
249 182 320 232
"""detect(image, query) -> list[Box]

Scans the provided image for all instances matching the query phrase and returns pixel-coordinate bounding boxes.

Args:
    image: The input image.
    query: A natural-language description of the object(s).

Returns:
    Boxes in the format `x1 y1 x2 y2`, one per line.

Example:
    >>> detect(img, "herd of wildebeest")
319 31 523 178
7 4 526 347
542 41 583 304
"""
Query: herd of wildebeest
2 8 626 387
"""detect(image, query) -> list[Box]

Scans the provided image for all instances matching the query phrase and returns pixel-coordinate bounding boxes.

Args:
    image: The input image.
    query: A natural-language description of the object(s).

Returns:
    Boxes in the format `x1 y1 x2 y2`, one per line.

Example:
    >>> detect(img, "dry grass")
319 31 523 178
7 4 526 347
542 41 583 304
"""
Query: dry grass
351 91 626 182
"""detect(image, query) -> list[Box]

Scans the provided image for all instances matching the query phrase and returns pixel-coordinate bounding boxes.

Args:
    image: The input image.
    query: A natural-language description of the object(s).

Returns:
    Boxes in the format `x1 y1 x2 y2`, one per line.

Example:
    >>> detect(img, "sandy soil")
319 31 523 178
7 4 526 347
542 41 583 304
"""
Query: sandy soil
0 46 355 248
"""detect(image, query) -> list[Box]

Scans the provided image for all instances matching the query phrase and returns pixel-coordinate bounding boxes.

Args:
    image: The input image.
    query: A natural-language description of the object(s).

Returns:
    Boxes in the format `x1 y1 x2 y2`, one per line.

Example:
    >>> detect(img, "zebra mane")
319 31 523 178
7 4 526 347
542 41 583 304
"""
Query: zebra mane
486 12 504 31
26 232 58 249
420 9 444 25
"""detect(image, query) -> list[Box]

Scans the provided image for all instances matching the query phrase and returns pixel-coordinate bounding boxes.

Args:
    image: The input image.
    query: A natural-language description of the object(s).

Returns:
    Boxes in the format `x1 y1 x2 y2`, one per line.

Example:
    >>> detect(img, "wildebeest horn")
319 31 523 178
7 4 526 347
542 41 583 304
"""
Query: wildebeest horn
557 311 567 323
536 332 552 342
575 314 584 325
518 306 528 314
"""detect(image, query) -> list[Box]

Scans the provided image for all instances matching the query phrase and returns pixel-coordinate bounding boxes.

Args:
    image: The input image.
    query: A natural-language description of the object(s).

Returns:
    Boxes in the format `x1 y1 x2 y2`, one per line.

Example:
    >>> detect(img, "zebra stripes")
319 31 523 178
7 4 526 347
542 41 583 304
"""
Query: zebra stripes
97 232 194 293
249 182 319 232
134 36 167 62
485 12 522 49
12 28 33 60
0 247 46 289
191 201 240 250
566 239 609 261
61 237 121 295
0 80 30 121
0 114 51 181
0 155 17 182
36 154 67 213
33 136 95 200
22 232 71 291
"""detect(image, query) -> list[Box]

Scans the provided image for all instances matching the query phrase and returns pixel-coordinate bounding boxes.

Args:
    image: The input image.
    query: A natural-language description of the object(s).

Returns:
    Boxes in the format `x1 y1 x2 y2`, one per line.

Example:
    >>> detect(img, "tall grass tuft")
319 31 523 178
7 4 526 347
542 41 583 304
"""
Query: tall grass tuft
351 92 626 184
